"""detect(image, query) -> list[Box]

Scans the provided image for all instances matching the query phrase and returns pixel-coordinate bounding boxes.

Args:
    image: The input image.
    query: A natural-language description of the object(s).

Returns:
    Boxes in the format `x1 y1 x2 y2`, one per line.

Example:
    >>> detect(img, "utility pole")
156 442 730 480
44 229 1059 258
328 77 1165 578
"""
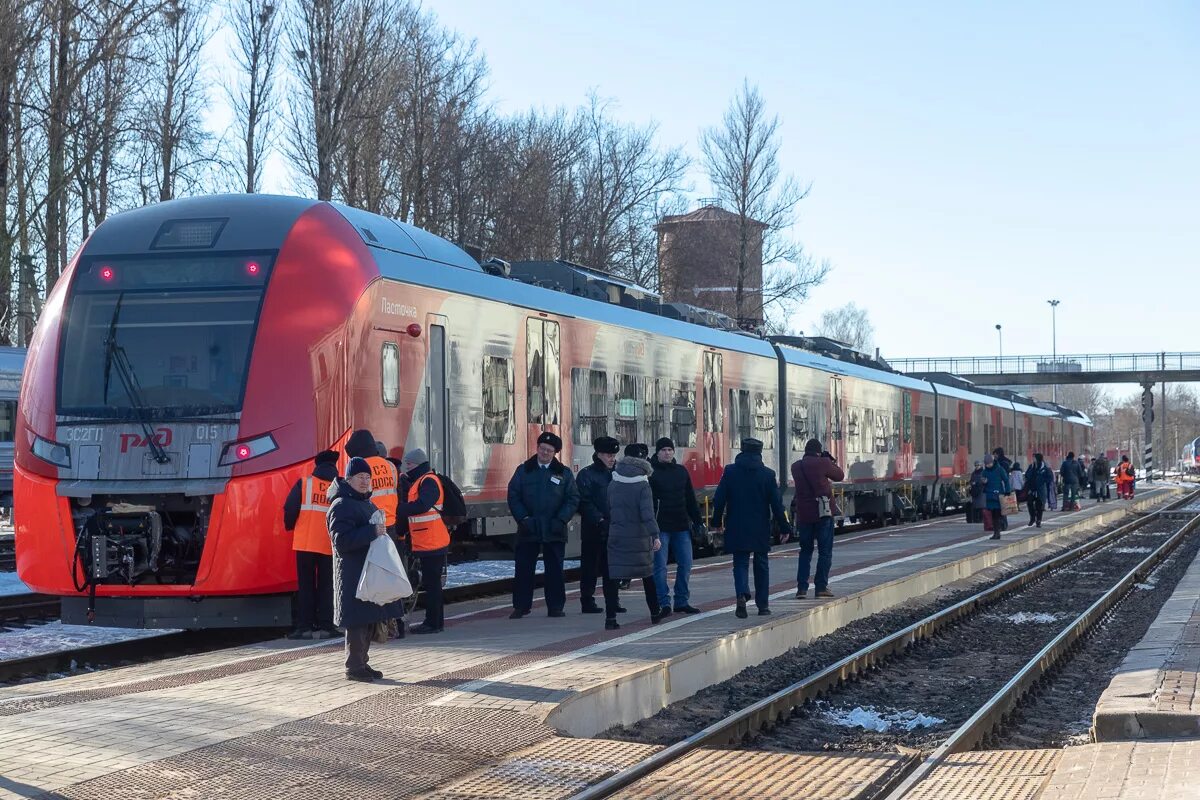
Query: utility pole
1047 299 1060 404
995 324 1002 364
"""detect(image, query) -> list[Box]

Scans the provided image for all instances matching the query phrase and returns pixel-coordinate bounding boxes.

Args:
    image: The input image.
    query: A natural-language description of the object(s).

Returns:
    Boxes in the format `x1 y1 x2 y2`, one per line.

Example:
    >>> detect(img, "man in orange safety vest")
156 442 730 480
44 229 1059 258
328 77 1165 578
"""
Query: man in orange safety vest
282 449 339 639
398 447 449 634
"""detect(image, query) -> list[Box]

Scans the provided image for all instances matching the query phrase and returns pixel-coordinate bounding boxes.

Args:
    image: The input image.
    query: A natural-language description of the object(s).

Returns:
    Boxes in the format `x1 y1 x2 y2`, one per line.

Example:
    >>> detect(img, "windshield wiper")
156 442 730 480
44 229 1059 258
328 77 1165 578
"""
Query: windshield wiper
103 298 170 465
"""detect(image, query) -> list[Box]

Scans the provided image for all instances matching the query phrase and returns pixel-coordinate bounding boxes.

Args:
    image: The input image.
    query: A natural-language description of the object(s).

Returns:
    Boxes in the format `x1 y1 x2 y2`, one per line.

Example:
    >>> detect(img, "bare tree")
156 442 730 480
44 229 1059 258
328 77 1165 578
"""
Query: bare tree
228 0 280 193
700 80 828 326
814 302 875 351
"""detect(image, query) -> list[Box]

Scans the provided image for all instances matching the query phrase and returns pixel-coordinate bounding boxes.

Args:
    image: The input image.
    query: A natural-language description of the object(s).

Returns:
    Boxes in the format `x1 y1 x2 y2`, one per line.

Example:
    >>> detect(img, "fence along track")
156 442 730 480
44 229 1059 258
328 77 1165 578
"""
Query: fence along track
569 490 1199 800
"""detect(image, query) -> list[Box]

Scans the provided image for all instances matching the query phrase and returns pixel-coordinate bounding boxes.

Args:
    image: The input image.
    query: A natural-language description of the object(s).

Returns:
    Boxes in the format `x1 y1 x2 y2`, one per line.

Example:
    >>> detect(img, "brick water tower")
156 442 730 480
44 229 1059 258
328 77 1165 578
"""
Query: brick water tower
655 202 767 329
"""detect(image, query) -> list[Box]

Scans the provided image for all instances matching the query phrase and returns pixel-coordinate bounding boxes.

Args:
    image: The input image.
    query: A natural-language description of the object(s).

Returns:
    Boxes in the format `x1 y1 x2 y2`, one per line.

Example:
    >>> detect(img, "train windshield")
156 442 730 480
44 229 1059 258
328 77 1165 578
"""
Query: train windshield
57 254 273 419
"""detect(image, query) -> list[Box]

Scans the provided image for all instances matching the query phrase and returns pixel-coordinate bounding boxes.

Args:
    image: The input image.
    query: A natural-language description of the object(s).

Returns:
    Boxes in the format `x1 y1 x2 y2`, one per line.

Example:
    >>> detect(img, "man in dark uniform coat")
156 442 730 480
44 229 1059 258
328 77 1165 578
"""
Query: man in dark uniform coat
576 436 620 613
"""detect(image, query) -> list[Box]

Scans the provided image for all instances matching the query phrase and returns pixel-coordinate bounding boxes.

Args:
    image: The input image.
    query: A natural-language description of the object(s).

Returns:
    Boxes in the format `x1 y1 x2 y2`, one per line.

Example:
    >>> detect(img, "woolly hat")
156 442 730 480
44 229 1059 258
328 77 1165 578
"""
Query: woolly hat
624 442 649 459
314 449 339 466
537 431 563 452
346 457 372 478
654 437 675 452
403 448 428 465
592 436 620 455
740 438 764 454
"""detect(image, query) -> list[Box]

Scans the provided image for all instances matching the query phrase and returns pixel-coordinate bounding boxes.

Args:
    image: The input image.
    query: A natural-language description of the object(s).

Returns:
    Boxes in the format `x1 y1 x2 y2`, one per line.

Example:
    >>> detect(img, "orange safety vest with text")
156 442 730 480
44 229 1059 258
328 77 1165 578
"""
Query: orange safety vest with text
293 476 333 555
408 473 450 552
367 456 399 526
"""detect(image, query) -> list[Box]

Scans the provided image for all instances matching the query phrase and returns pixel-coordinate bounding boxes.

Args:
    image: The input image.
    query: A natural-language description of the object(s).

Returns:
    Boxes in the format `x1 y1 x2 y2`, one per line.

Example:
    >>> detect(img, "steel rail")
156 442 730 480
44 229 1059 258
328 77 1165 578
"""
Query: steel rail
882 506 1200 798
568 490 1198 800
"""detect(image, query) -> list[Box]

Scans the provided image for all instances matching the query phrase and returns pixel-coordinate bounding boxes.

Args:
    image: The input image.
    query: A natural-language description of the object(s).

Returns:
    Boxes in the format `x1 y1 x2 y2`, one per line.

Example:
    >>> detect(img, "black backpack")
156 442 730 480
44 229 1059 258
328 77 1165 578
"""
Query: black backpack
436 473 468 528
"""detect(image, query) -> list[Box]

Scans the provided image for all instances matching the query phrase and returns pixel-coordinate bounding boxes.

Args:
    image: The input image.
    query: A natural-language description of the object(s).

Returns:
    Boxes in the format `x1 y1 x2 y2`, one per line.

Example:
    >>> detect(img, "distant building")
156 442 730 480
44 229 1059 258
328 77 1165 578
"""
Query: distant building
655 203 767 328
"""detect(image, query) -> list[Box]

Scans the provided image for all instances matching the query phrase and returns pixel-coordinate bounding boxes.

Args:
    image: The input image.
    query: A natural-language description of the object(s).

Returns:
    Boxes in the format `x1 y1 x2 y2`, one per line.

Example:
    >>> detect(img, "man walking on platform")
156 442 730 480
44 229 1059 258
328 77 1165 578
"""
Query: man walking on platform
712 438 792 618
649 437 703 615
507 432 579 618
398 448 449 634
576 436 620 614
1060 451 1084 511
282 449 340 639
791 438 844 599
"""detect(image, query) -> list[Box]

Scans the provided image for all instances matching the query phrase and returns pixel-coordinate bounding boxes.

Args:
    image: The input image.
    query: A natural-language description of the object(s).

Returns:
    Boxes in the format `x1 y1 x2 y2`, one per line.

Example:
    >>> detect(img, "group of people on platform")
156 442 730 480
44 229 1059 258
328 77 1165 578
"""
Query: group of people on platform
967 448 1134 537
281 429 451 682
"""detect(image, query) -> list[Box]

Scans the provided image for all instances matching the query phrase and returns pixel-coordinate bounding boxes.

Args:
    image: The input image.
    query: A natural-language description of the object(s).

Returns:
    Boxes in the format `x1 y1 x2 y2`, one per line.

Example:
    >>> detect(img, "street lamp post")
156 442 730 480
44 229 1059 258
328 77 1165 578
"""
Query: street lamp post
995 324 1003 364
1048 299 1060 403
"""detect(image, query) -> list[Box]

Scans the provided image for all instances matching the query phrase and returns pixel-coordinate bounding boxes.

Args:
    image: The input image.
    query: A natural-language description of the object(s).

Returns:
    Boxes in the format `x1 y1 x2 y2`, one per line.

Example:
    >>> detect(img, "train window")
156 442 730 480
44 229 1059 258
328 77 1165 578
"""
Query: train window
482 357 515 444
967 422 973 452
950 418 958 452
913 416 924 454
0 400 14 442
924 417 934 455
614 373 639 445
874 411 890 454
892 412 901 451
703 352 723 433
754 393 775 450
940 418 949 454
847 407 861 453
381 343 399 407
526 319 561 426
572 368 609 445
670 380 696 447
644 379 665 442
730 389 752 447
790 400 810 452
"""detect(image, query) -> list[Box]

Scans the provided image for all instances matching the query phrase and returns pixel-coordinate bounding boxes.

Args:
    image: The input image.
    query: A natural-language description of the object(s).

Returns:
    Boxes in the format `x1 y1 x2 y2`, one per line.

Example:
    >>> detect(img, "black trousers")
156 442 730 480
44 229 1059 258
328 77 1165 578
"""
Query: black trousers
603 576 657 619
295 550 333 630
418 550 445 629
1027 497 1044 525
513 539 566 614
344 625 372 672
579 530 604 607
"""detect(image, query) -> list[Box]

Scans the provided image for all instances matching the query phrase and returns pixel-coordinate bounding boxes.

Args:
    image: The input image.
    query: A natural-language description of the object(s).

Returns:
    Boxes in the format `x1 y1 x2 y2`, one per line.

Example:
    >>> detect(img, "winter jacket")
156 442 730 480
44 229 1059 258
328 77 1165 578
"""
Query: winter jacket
396 462 445 553
328 478 404 628
1025 462 1054 503
283 459 339 531
982 463 1011 510
969 468 986 508
506 456 580 544
576 456 614 540
1060 457 1084 487
648 457 702 532
791 454 845 524
606 457 659 579
1092 457 1110 481
711 451 791 553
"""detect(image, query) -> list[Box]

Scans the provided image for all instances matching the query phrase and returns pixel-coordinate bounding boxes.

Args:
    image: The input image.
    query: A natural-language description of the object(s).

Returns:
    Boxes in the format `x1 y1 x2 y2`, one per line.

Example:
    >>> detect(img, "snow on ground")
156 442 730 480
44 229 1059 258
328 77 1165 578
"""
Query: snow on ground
0 622 174 662
820 703 945 732
1135 582 1156 590
1113 547 1153 554
0 572 30 597
997 612 1063 625
445 559 580 588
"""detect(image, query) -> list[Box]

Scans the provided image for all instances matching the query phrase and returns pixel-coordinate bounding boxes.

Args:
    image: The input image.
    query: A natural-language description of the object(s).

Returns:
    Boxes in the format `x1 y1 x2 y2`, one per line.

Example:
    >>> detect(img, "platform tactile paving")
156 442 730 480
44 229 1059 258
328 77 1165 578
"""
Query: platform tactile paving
609 749 907 800
1040 741 1200 800
903 750 1061 800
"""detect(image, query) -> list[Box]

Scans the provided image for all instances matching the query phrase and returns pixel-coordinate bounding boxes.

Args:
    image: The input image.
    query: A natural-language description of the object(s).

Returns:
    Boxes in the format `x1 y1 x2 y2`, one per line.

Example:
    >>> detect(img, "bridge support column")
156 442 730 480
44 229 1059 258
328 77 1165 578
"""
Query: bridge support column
1141 383 1155 483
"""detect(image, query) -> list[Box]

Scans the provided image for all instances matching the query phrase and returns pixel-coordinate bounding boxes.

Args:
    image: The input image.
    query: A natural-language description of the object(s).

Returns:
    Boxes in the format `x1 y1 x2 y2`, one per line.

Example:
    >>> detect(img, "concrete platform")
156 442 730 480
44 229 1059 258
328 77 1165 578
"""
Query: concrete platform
1093 533 1200 741
0 489 1176 799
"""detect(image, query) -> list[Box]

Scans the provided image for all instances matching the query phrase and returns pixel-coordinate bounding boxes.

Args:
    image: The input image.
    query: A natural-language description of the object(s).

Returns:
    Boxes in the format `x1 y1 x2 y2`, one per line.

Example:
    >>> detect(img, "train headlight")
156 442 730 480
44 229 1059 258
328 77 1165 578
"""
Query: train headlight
218 434 277 467
31 435 71 468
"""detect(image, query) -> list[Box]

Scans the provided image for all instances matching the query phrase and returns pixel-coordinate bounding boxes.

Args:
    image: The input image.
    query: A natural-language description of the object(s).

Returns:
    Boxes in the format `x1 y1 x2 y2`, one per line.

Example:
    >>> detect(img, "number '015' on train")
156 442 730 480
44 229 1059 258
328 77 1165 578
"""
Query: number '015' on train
13 195 1091 628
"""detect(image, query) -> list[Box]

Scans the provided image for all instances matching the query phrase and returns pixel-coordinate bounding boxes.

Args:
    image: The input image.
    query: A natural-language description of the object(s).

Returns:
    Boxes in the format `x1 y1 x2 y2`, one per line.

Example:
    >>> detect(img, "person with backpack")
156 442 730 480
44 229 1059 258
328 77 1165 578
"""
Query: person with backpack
605 443 666 630
1024 453 1054 527
791 438 844 599
1060 451 1084 511
1091 454 1111 501
507 431 579 618
397 448 449 634
1115 455 1136 499
576 436 620 614
282 449 340 640
968 461 986 523
981 453 1011 540
648 437 703 616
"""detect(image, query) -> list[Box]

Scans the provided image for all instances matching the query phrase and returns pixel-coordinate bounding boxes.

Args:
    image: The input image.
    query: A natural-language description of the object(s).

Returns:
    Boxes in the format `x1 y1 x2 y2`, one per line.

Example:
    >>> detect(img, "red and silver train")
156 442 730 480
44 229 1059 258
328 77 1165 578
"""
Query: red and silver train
14 195 1091 628
1182 437 1200 474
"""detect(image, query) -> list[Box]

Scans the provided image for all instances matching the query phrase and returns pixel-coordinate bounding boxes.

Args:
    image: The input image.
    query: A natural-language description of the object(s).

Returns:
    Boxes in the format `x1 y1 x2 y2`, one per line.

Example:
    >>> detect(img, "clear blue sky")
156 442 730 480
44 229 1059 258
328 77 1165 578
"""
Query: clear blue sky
423 0 1198 362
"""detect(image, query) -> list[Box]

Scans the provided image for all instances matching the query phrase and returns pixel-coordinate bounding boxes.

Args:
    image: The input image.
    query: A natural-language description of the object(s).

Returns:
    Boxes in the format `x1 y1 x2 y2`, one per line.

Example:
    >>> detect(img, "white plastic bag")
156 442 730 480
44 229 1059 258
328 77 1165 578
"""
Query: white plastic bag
355 535 413 605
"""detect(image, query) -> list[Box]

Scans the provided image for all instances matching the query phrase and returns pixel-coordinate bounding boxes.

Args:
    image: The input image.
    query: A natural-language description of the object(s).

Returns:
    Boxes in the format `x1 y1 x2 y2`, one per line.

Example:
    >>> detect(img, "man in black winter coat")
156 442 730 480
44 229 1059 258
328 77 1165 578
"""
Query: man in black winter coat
649 437 703 615
576 436 620 613
712 438 791 618
507 431 580 618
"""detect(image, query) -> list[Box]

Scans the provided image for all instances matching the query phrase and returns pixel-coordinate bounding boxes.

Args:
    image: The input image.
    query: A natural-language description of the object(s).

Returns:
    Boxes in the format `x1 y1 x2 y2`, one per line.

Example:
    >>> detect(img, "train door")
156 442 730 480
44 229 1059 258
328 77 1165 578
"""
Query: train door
525 317 561 445
829 376 845 464
426 315 449 475
702 351 724 482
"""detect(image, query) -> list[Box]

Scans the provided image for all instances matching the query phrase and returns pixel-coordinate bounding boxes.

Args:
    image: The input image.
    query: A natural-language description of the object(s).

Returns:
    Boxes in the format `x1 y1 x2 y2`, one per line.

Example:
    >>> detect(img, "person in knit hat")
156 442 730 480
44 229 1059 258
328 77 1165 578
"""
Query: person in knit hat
397 447 448 634
648 436 703 615
576 436 621 614
506 430 579 618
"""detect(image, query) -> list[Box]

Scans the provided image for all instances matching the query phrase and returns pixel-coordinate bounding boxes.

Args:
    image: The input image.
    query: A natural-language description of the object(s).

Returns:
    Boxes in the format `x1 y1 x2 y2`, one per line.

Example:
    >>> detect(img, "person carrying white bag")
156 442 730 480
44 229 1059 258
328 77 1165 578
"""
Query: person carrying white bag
329 457 410 683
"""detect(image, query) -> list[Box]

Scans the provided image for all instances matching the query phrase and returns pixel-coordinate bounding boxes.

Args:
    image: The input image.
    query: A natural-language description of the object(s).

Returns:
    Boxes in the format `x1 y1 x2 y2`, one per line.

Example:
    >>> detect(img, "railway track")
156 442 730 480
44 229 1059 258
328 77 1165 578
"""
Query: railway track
572 490 1200 800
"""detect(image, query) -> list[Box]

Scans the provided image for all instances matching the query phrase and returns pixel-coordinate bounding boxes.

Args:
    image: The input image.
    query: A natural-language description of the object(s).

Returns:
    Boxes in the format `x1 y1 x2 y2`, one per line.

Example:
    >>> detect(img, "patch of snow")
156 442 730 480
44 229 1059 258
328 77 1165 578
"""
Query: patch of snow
0 572 30 597
820 703 945 732
0 622 174 662
445 559 580 589
1135 582 1156 590
1113 547 1153 554
997 612 1063 624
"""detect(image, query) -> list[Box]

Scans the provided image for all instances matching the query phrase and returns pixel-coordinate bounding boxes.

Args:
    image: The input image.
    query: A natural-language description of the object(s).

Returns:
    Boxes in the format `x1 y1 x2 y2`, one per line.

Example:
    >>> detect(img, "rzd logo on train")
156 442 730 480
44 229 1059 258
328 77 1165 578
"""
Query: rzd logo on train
120 428 173 453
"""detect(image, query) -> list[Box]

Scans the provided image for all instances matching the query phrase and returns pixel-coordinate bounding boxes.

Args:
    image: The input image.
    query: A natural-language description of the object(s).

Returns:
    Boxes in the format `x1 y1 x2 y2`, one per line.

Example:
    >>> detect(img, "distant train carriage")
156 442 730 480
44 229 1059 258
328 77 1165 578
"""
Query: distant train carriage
14 195 1092 628
1183 437 1200 474
0 347 25 510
